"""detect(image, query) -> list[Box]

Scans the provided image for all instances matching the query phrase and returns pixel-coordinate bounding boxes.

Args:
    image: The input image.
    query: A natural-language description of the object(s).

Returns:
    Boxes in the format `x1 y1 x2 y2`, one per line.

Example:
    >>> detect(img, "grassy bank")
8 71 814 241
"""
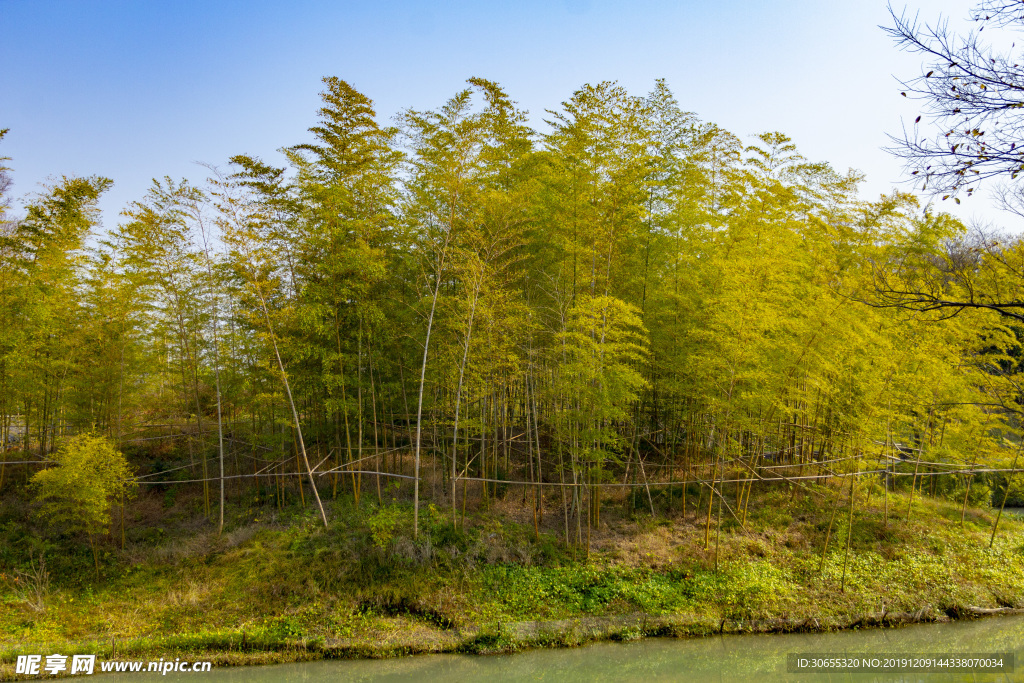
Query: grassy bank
2 482 1024 679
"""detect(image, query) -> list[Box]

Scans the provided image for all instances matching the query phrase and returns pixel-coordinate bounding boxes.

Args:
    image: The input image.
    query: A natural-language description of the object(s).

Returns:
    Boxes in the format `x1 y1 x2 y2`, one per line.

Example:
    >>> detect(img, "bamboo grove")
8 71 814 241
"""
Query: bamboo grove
1 77 1022 549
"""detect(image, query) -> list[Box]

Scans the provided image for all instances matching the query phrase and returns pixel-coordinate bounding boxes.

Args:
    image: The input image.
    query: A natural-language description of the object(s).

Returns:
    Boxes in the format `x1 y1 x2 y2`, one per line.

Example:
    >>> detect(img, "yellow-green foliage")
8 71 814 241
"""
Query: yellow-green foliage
30 433 137 538
368 504 406 550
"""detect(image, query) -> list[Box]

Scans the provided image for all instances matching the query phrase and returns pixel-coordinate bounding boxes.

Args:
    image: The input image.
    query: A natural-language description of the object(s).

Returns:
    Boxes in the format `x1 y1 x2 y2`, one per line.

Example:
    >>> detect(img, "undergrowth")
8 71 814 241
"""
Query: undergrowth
1 479 1023 669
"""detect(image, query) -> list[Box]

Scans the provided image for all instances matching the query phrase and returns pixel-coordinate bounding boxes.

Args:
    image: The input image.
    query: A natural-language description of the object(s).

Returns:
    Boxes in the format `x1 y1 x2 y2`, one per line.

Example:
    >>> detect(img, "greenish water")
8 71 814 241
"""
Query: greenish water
96 616 1024 682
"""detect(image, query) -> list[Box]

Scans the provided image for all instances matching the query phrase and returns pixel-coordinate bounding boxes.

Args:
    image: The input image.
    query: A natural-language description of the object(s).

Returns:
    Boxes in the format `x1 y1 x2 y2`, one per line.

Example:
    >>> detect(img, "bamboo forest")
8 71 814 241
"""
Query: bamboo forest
3 75 1024 668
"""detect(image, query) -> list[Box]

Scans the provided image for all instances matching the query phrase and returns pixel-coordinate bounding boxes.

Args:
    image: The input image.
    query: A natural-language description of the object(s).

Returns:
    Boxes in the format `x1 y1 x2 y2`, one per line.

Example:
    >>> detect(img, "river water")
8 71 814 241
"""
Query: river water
95 615 1024 682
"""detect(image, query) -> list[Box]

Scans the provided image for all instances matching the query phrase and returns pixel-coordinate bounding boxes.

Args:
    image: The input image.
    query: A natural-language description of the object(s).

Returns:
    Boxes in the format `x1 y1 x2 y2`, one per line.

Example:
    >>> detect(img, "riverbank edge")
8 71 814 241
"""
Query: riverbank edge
3 605 1022 679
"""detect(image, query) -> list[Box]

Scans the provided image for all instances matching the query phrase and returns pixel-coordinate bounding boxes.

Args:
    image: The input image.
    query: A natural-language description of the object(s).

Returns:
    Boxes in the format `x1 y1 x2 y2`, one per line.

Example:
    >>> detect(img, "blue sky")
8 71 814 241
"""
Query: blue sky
0 0 1004 229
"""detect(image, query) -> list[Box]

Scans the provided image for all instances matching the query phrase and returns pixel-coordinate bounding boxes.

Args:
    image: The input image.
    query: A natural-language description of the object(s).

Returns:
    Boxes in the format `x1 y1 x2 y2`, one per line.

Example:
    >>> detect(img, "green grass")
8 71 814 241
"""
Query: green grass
2 480 1024 676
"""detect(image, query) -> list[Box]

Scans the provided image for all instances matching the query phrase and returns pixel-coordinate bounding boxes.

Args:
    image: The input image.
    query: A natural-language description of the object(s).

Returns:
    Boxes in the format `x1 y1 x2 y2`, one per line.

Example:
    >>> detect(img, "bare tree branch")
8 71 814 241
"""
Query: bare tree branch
884 2 1024 197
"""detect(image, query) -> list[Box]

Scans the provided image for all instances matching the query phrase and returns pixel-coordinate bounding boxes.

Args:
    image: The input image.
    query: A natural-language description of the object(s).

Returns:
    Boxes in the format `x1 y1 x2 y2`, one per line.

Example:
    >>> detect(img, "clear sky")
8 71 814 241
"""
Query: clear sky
0 0 1008 230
